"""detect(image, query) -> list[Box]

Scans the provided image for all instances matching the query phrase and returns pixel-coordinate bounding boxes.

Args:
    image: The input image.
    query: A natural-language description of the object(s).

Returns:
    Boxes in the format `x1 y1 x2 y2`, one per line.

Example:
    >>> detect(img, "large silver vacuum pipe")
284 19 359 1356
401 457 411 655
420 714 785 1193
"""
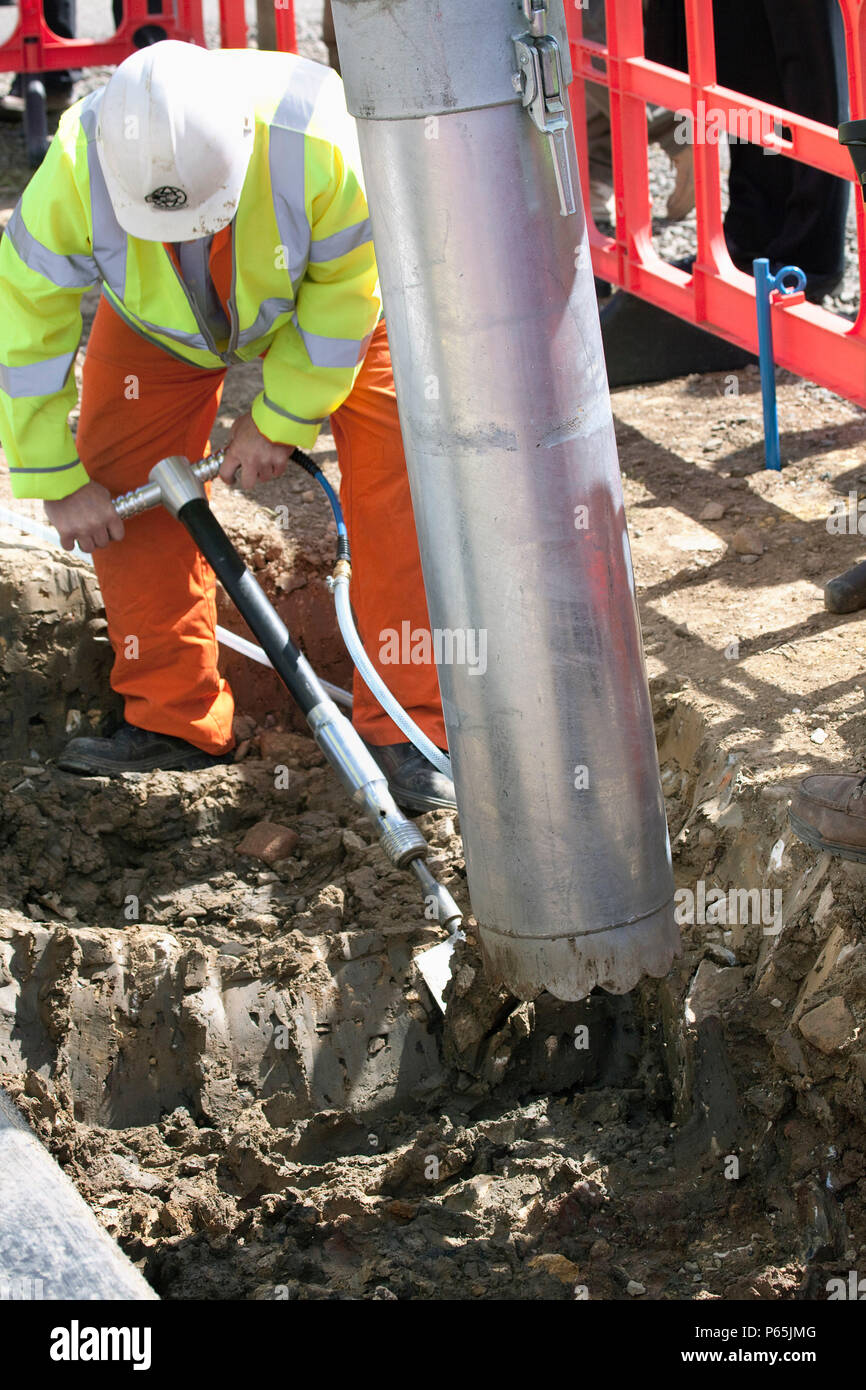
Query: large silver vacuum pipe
0 1087 157 1299
331 0 679 1000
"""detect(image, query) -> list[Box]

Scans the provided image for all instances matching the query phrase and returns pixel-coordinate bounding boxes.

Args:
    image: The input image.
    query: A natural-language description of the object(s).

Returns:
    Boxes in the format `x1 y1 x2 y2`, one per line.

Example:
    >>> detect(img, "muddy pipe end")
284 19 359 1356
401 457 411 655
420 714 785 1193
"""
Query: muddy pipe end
824 560 866 614
478 901 681 1002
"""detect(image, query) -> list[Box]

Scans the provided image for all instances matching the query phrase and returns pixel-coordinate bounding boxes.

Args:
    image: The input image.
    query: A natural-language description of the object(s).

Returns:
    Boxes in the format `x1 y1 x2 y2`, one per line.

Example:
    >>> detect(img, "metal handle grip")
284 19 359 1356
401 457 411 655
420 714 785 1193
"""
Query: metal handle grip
113 448 226 519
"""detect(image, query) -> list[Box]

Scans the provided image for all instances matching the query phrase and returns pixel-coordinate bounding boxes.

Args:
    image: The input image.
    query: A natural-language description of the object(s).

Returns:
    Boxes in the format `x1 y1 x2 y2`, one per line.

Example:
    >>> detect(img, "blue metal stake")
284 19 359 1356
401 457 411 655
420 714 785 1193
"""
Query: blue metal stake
753 258 807 471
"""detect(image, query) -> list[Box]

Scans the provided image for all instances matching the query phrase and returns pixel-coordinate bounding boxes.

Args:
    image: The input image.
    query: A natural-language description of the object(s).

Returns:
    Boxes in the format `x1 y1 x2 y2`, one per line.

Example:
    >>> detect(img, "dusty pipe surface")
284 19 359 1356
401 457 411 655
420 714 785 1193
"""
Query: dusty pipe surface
0 1087 158 1299
332 0 679 1000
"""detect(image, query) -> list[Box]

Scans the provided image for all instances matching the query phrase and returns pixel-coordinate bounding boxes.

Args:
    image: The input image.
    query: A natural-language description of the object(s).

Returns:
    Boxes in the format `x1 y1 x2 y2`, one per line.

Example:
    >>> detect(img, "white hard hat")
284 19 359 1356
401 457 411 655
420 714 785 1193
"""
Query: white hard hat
96 41 255 242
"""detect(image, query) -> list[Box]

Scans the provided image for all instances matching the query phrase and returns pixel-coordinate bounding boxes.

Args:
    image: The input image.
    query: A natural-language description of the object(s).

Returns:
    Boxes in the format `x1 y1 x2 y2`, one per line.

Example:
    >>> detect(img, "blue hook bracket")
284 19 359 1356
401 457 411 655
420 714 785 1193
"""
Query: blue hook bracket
753 258 807 471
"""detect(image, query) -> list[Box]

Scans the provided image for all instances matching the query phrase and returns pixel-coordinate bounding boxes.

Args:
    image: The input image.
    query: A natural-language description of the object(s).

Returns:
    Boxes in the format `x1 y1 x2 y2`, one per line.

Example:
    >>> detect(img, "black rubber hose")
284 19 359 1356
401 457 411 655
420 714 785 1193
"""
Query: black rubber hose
290 447 320 480
291 449 351 566
176 498 325 716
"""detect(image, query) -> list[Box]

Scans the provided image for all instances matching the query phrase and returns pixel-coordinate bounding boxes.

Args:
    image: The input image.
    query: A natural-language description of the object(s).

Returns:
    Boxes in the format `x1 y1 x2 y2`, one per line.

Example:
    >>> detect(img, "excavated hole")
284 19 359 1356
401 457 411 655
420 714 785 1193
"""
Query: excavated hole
0 540 655 1133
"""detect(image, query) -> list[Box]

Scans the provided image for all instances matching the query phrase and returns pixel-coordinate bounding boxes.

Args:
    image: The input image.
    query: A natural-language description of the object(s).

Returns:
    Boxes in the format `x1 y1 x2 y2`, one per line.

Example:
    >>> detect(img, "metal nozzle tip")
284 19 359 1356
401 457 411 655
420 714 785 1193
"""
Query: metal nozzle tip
411 858 463 930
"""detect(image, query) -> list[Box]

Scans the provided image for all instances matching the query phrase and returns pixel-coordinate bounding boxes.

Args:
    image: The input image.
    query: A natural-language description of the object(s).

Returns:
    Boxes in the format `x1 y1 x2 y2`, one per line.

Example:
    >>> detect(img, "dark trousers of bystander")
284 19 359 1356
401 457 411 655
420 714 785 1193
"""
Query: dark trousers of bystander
646 0 850 292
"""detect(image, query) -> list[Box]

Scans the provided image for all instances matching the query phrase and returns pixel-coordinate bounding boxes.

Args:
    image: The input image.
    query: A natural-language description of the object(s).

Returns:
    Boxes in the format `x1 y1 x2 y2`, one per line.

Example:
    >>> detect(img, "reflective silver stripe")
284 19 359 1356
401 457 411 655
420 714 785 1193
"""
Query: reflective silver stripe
237 296 294 348
10 457 82 475
135 315 212 353
297 321 371 369
107 292 212 355
268 126 309 286
268 64 331 288
309 217 372 264
99 290 218 367
80 96 127 300
0 350 76 397
261 393 327 427
177 236 230 344
5 205 98 290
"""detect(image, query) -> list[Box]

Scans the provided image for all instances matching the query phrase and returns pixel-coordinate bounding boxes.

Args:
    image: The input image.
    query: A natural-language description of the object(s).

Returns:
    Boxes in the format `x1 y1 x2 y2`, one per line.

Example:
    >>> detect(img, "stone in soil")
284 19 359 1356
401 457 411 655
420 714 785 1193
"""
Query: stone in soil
237 820 300 863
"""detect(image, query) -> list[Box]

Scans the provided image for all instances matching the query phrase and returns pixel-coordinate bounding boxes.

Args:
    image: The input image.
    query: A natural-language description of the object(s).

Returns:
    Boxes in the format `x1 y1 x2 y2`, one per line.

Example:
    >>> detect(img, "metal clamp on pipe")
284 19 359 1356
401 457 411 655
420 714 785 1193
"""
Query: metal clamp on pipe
514 0 576 216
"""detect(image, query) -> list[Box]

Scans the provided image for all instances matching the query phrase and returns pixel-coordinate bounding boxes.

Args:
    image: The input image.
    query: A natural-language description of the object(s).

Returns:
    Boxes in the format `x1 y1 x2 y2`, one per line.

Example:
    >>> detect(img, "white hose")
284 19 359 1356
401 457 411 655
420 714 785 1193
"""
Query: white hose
0 505 92 562
0 505 353 709
333 574 453 779
210 625 352 709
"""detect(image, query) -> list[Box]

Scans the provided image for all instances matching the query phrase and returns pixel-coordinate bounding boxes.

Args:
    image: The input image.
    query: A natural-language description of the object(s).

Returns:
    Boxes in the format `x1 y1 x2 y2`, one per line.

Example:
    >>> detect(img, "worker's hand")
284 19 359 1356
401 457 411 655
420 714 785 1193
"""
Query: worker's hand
44 480 125 552
220 412 294 490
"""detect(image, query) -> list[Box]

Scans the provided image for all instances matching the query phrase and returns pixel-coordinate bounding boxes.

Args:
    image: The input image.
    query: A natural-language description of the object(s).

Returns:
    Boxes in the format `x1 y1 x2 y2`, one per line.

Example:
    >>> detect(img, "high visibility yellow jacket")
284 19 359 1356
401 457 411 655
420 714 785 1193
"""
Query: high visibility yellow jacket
0 50 381 500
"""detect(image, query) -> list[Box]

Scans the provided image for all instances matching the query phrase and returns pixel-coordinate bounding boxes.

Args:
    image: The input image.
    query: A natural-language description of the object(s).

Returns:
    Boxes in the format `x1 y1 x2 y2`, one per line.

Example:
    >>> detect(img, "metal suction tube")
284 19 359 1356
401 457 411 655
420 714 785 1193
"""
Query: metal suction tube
331 0 679 1000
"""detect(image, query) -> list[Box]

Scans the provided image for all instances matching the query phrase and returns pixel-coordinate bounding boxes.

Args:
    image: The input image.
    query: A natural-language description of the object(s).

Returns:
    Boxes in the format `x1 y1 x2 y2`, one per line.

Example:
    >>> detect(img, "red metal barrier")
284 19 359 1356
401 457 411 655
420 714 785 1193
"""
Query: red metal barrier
0 0 297 75
0 0 206 72
219 0 248 50
274 0 296 53
567 0 866 408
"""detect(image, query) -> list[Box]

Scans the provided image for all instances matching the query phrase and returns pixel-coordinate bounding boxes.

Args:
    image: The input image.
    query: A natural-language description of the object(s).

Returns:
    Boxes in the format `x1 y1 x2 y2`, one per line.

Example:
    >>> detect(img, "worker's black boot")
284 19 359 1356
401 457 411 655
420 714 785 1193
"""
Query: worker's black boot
56 721 231 776
365 740 456 814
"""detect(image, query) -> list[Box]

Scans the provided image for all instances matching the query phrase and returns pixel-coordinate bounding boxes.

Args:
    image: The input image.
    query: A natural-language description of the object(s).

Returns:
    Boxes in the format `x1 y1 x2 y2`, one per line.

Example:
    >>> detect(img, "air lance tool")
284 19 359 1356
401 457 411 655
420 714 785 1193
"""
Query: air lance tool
113 451 463 937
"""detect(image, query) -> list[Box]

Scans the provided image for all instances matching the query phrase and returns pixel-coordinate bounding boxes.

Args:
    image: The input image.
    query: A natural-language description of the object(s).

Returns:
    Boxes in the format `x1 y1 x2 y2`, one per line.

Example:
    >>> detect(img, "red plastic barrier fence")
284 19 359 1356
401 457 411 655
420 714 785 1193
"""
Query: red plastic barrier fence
0 0 206 71
8 0 859 403
274 0 296 53
567 0 866 408
0 0 296 76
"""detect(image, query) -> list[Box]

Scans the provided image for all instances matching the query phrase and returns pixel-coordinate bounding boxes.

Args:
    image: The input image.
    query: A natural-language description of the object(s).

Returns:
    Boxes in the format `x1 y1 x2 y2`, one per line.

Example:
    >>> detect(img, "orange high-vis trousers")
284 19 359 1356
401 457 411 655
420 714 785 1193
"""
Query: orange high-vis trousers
76 298 447 754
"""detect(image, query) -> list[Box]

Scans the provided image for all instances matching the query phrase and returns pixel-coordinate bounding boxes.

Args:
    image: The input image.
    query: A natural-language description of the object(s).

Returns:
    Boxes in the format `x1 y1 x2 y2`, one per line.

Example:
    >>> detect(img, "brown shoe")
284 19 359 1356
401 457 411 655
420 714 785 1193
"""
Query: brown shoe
789 774 866 862
665 148 695 222
0 86 74 120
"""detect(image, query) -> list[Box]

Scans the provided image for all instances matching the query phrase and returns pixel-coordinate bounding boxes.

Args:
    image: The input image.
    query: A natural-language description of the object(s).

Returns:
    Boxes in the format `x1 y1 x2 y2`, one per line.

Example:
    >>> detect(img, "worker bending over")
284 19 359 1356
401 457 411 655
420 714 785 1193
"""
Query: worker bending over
0 41 453 813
